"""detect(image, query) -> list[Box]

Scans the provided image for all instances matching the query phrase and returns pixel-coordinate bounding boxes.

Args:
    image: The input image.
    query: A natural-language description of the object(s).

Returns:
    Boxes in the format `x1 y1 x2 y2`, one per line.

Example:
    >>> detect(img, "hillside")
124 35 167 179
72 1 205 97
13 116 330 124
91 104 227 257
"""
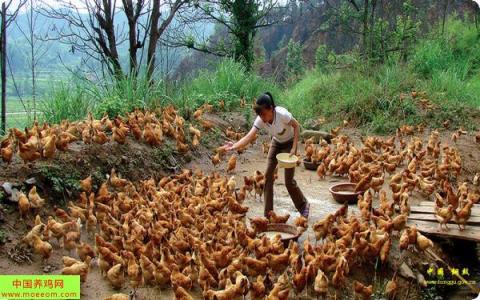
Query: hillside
176 0 479 81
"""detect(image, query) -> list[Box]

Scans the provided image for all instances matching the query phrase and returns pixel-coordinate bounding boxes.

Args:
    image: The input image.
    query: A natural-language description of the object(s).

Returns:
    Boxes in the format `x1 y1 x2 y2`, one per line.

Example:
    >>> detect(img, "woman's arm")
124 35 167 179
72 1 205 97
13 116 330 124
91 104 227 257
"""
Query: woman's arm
225 126 258 151
289 118 300 156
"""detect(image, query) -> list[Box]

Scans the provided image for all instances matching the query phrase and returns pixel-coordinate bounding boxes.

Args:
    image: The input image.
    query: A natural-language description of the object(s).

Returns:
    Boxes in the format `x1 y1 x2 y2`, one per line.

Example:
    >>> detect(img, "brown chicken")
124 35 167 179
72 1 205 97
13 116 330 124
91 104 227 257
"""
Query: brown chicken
435 203 454 231
314 268 329 296
177 140 189 154
31 234 53 263
227 154 237 173
173 283 194 300
112 126 127 145
199 119 215 132
416 231 433 251
28 186 45 209
266 272 290 300
63 231 81 252
265 249 290 273
41 133 57 159
171 265 193 291
120 251 142 290
211 152 221 167
1 141 14 163
198 263 217 291
292 266 309 296
385 277 397 299
18 139 41 164
249 216 269 233
102 293 134 300
354 280 373 300
312 214 334 241
453 200 474 230
107 264 125 289
80 175 93 194
250 275 266 300
243 256 268 277
62 256 92 282
268 211 290 224
18 192 30 219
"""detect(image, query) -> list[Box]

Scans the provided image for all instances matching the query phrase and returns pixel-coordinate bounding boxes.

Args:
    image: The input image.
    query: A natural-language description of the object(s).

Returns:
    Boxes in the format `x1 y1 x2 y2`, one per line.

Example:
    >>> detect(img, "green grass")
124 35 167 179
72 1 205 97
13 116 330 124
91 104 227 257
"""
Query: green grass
279 18 480 134
39 82 92 124
180 59 280 114
4 17 480 136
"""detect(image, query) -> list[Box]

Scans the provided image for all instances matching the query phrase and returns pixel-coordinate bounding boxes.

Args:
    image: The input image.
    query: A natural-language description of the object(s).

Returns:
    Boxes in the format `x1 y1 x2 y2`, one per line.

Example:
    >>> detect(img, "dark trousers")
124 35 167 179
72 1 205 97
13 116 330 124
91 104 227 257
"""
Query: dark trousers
264 138 308 217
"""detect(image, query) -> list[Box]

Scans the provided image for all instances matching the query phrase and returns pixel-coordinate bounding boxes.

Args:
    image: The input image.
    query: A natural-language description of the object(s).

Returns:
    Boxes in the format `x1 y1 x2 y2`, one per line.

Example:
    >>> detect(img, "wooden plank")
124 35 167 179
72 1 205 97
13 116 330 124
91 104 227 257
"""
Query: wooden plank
407 220 480 242
410 205 480 216
408 213 480 225
419 201 480 211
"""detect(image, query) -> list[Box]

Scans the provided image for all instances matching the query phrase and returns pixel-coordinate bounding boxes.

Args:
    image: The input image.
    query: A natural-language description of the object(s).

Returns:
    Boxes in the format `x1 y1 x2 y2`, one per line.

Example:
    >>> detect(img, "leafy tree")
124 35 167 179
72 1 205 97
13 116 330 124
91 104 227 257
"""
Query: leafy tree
325 0 421 62
315 44 328 71
286 39 304 81
171 0 280 71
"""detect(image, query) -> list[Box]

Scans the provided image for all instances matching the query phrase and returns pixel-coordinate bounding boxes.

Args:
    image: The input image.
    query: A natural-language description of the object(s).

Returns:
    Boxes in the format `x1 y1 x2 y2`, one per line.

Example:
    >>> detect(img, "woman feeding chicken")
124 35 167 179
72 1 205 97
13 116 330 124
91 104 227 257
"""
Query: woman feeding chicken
224 92 310 218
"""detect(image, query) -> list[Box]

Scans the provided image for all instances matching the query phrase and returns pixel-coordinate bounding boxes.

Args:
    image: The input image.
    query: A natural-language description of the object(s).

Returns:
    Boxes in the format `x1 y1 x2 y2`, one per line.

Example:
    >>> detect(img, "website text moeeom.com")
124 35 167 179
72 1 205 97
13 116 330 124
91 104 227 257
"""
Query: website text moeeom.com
1 292 79 299
0 275 80 300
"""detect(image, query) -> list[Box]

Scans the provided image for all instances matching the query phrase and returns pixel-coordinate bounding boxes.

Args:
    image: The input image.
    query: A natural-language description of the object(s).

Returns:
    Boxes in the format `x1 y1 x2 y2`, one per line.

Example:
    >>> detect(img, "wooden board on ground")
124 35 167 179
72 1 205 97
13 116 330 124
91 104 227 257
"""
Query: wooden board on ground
418 201 480 209
407 220 480 242
408 213 480 225
410 204 480 216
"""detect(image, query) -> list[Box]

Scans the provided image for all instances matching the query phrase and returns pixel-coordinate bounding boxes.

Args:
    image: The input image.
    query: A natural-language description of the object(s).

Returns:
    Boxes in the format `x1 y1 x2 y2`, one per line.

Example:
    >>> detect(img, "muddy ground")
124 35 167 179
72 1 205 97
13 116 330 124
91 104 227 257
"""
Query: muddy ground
0 117 479 299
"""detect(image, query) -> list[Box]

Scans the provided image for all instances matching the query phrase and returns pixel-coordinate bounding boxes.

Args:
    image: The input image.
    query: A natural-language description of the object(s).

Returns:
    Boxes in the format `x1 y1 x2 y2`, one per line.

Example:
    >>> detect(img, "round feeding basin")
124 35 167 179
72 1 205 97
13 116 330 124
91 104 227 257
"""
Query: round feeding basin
303 159 319 171
329 183 363 204
258 223 301 247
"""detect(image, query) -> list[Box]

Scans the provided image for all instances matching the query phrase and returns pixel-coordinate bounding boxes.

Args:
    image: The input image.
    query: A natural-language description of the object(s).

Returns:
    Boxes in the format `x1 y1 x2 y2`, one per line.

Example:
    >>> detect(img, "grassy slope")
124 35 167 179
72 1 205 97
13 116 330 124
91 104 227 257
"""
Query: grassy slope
279 18 480 133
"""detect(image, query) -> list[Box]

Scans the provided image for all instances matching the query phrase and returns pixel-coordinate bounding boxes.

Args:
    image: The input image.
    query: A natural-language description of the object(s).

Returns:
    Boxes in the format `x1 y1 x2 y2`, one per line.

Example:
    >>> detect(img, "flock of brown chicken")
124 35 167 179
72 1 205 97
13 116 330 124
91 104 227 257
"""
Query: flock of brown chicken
304 127 479 233
3 100 480 300
15 127 477 300
0 105 220 165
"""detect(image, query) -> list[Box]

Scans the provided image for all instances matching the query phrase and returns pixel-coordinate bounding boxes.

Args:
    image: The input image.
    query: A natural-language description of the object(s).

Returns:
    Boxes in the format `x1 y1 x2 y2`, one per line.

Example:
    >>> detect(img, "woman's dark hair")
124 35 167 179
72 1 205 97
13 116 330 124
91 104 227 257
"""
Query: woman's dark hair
254 92 275 115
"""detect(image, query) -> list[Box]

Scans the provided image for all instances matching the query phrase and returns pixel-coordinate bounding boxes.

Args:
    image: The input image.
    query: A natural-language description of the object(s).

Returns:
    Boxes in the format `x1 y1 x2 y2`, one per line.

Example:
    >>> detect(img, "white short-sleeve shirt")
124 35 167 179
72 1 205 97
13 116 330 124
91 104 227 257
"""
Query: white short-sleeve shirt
253 106 294 143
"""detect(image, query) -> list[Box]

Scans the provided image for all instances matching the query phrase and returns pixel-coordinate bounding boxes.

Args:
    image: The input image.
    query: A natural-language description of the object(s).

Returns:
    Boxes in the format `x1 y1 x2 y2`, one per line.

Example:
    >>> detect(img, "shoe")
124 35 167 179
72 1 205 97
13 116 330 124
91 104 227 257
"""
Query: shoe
301 202 310 218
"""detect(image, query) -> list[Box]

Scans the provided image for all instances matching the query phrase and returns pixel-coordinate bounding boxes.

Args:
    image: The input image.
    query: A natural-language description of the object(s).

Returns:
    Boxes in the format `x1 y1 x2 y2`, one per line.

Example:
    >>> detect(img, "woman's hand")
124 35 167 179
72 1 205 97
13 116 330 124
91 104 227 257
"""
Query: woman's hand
289 146 298 157
224 141 235 151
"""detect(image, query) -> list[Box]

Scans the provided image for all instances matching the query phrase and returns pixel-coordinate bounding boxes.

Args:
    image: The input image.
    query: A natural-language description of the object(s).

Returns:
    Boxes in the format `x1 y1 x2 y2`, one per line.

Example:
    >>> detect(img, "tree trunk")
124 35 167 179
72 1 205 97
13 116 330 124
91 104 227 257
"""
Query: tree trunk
235 30 254 71
146 0 160 83
29 0 36 121
123 0 140 76
361 0 369 58
101 0 123 80
442 0 449 35
147 0 182 83
1 3 6 134
369 0 376 60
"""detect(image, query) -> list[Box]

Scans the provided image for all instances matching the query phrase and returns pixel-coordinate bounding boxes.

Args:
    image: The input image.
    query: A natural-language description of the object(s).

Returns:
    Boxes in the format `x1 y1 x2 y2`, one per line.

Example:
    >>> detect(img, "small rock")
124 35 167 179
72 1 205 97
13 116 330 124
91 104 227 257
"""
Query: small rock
25 178 36 185
417 273 427 288
300 130 333 143
8 189 21 203
1 182 13 195
303 119 323 130
43 265 56 273
399 262 416 280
